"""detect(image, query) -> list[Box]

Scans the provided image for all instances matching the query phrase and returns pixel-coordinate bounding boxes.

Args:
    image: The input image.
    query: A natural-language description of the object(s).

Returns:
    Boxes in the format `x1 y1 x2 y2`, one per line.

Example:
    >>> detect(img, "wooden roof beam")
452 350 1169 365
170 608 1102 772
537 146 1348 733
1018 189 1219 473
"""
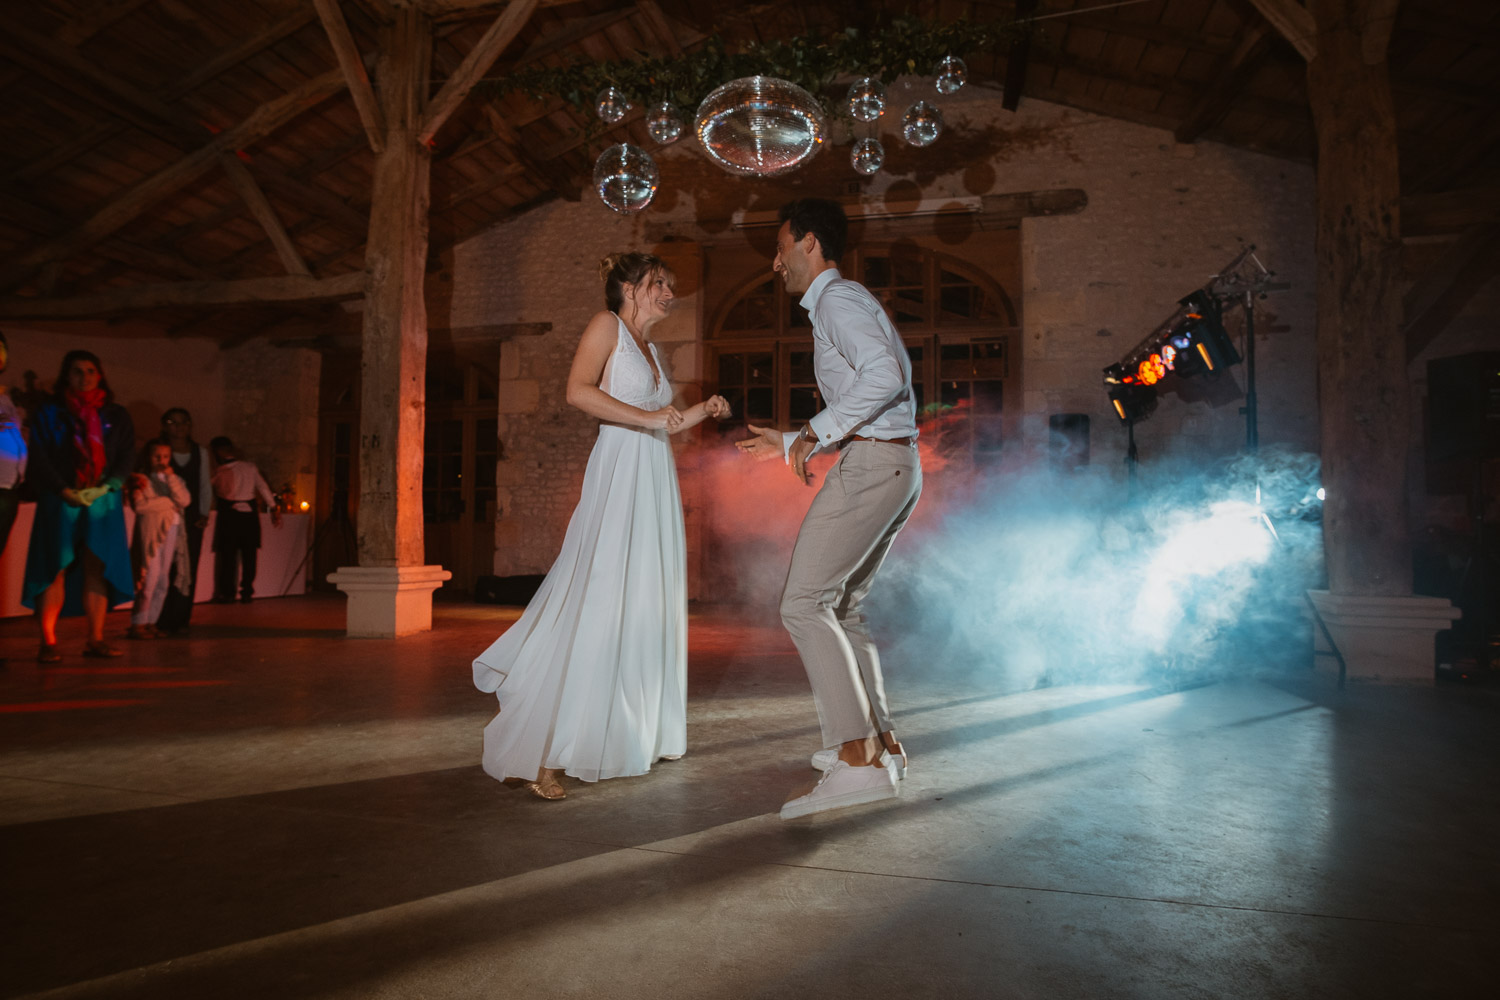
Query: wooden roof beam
0 26 206 149
220 155 313 277
0 69 349 293
5 6 318 184
1247 0 1317 61
1175 22 1276 143
56 0 156 46
418 0 572 22
1003 0 1037 112
481 103 582 200
314 0 386 154
0 271 367 320
508 7 639 67
636 0 683 56
1404 224 1500 360
420 0 539 143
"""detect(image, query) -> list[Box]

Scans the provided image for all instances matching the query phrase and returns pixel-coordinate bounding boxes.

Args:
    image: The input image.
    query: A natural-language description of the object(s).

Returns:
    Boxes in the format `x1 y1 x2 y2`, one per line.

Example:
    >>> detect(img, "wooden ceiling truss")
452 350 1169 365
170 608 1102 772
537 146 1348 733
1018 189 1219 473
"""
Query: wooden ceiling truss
0 0 1491 344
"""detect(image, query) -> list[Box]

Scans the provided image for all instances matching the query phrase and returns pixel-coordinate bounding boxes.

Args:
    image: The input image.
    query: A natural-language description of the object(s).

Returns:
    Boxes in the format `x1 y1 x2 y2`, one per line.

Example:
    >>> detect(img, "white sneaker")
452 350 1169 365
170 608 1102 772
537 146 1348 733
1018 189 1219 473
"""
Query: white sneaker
810 745 907 780
781 759 898 819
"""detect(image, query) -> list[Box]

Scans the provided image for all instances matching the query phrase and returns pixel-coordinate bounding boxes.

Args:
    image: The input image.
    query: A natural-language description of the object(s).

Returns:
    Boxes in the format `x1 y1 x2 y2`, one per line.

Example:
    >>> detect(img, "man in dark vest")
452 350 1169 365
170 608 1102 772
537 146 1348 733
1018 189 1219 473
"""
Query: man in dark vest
155 407 211 632
209 436 281 603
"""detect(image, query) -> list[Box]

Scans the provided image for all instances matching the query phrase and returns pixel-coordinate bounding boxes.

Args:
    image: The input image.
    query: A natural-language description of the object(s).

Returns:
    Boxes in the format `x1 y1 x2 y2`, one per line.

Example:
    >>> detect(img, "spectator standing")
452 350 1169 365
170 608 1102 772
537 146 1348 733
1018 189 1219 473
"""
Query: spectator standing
23 350 134 662
155 407 211 632
209 436 280 603
127 440 190 639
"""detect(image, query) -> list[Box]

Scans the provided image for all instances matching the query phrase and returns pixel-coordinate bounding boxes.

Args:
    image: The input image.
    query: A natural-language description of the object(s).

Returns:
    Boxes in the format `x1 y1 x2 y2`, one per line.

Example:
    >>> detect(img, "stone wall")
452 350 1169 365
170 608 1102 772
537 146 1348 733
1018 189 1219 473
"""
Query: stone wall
447 91 1323 585
446 203 708 580
220 340 322 509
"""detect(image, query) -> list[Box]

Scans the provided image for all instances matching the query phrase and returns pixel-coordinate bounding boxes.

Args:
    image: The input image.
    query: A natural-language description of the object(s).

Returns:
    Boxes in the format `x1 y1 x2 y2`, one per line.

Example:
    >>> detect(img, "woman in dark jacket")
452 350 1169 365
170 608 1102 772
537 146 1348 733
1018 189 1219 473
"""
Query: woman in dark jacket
24 350 135 662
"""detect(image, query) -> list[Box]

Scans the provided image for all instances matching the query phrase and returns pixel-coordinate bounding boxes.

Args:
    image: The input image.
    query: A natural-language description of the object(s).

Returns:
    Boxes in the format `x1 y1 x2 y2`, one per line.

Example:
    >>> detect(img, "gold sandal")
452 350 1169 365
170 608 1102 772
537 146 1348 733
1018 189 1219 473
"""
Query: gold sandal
502 770 565 800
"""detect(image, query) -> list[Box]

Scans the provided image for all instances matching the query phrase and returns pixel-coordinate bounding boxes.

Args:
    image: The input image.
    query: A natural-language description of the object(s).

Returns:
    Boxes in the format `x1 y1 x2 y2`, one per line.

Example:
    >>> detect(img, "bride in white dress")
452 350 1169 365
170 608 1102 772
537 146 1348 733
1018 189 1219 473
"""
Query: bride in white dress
473 251 729 800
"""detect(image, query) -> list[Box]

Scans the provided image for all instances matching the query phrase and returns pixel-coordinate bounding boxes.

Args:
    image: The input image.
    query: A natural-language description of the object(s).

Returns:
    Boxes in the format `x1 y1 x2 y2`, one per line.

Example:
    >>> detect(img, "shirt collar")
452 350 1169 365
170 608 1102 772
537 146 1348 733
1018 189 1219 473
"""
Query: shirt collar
799 267 841 313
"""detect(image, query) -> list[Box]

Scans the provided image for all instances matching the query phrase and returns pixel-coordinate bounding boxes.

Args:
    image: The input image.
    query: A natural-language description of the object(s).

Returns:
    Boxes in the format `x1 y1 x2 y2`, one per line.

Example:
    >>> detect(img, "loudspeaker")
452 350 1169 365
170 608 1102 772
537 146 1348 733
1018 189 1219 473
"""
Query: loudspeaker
1426 352 1500 464
1049 413 1090 470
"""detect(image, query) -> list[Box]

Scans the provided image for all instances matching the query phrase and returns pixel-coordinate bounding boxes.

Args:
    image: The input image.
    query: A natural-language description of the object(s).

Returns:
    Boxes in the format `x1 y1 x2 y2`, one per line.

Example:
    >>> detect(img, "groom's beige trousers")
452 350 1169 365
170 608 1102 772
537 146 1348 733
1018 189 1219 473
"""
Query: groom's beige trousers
780 439 923 747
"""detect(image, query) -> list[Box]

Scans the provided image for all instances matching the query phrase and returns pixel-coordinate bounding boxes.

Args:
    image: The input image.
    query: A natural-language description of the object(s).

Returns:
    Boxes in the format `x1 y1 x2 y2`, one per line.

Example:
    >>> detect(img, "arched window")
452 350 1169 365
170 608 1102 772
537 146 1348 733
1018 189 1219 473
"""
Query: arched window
707 244 1021 467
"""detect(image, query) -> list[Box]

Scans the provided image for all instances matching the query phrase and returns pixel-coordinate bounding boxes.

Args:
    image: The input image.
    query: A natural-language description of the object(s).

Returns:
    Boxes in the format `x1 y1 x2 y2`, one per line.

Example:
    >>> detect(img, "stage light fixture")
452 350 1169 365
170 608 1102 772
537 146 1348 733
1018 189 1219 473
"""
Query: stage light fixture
1102 288 1243 424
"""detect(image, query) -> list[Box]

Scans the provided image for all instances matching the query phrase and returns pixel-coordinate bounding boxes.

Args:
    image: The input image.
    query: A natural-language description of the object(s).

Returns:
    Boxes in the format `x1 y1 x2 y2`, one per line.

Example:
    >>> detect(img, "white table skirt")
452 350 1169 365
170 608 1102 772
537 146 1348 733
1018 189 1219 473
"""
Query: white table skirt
0 504 310 617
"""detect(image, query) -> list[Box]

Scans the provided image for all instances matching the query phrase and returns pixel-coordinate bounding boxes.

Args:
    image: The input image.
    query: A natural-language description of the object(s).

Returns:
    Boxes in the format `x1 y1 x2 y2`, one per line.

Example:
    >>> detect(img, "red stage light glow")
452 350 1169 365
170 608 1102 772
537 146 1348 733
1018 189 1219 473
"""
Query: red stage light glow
0 700 150 713
1137 354 1167 386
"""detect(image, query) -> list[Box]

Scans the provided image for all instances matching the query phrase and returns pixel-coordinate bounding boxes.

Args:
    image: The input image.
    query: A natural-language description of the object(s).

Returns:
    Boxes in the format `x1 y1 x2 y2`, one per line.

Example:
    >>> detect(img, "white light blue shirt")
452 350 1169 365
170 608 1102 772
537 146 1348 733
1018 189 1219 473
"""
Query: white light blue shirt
781 267 919 459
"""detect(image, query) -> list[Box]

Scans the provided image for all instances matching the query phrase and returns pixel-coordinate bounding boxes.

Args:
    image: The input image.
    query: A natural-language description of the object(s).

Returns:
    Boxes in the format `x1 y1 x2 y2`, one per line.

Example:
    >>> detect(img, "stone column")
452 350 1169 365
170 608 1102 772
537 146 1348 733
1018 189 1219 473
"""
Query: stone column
328 6 449 635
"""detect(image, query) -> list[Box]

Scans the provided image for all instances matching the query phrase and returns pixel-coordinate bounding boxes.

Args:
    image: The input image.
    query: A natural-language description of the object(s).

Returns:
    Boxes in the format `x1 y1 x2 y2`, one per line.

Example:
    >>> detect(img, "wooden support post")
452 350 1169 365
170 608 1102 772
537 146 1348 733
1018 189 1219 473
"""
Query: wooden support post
362 5 430 569
329 2 450 635
1305 0 1407 598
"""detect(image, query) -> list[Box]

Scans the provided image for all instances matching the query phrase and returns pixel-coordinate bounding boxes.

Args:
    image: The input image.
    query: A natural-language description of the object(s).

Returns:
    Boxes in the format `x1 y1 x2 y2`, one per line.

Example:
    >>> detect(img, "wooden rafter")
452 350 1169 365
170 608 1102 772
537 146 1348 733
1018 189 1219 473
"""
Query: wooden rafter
0 271 366 319
55 0 156 47
1248 0 1317 61
0 69 349 294
420 0 539 143
1003 0 1038 112
7 7 319 185
314 0 387 153
1175 22 1275 143
509 7 640 66
220 155 313 277
418 0 571 21
1404 224 1500 360
480 100 582 199
637 0 684 56
0 26 204 149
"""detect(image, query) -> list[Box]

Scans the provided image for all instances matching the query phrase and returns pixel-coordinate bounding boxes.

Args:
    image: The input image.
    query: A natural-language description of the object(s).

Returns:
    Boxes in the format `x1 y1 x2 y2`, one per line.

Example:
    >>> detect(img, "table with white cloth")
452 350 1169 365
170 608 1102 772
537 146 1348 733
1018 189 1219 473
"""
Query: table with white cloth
0 505 310 617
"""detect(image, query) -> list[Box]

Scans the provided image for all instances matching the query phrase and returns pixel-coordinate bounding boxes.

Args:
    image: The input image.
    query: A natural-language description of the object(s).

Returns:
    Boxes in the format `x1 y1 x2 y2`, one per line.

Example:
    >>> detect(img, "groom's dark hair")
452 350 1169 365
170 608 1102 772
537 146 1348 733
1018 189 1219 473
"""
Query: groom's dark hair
779 198 848 264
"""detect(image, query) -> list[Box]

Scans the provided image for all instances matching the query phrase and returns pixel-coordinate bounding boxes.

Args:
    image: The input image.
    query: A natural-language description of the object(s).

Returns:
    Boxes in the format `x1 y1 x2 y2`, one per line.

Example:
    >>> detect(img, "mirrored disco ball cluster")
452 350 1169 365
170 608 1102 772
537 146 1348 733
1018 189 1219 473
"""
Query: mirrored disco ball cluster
842 56 965 175
695 76 827 177
587 54 972 210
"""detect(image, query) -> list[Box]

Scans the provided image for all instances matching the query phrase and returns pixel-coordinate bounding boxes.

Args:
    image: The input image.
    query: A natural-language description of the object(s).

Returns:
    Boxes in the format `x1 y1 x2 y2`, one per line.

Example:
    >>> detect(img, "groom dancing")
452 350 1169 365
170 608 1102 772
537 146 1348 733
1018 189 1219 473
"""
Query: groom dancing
737 198 923 819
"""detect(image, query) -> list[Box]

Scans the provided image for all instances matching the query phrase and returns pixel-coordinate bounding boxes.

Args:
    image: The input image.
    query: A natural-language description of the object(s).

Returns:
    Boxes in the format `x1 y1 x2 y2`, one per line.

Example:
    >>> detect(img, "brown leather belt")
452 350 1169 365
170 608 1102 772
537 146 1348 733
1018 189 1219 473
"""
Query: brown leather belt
841 434 918 448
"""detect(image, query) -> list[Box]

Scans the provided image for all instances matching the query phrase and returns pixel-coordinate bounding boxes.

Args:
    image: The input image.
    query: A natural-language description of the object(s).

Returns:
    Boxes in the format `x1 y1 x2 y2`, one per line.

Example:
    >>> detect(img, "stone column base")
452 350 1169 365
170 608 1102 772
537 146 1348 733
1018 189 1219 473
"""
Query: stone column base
326 565 452 638
1307 590 1461 684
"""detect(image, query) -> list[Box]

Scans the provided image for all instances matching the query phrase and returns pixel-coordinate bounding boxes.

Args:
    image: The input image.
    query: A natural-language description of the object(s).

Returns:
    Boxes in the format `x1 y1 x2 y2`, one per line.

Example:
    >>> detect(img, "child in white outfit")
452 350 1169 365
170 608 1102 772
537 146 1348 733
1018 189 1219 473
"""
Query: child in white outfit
128 440 191 639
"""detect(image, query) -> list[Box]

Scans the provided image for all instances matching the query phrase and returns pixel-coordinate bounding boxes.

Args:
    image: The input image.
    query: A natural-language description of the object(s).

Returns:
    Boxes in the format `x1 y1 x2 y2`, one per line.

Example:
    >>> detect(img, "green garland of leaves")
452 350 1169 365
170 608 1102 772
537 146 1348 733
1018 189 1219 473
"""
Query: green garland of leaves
479 16 1022 119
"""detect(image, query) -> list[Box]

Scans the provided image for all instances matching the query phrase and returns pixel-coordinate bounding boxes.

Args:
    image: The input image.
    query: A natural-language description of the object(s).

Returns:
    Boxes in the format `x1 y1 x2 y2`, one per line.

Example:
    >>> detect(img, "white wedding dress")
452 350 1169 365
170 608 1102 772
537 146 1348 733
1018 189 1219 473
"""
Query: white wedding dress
473 315 687 783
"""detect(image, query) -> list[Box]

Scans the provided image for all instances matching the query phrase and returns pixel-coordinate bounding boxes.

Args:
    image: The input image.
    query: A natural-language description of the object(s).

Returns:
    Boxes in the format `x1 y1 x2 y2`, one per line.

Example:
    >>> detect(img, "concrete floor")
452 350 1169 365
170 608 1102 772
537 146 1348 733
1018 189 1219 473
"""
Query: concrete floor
1 595 1497 999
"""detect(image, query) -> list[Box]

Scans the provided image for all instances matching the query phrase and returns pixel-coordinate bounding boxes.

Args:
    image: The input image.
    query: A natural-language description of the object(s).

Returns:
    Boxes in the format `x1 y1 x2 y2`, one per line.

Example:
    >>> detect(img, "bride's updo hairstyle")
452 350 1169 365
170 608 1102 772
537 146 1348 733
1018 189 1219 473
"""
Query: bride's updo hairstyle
599 251 674 313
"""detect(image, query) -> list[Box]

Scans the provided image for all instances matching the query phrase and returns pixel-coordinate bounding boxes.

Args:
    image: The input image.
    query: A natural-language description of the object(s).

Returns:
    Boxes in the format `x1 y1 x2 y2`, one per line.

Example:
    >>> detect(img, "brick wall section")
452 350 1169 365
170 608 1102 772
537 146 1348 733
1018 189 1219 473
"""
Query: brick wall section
449 93 1321 581
220 341 321 510
447 203 708 580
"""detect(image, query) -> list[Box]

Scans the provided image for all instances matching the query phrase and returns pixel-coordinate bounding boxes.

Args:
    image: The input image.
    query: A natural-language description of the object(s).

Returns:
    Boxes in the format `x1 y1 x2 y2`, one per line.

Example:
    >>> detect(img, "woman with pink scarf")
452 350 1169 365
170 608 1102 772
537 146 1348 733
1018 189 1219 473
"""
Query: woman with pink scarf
23 350 135 663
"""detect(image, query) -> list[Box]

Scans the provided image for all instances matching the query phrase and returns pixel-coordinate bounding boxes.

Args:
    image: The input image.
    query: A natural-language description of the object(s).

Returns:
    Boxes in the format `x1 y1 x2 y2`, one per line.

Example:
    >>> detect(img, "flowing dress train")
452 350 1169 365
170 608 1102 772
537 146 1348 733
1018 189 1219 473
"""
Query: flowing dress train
472 315 687 783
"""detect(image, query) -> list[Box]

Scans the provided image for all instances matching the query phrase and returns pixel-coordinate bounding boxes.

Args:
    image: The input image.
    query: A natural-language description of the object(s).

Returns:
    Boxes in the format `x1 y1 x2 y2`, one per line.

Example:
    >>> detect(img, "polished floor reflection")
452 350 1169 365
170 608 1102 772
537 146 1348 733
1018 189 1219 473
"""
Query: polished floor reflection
2 596 1496 999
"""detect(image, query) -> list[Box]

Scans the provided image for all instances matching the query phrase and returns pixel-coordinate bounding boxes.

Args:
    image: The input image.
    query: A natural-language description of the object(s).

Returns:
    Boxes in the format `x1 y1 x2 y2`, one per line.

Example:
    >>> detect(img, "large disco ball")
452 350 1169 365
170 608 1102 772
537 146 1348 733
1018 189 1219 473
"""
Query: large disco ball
593 143 658 213
902 101 943 147
695 75 826 177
